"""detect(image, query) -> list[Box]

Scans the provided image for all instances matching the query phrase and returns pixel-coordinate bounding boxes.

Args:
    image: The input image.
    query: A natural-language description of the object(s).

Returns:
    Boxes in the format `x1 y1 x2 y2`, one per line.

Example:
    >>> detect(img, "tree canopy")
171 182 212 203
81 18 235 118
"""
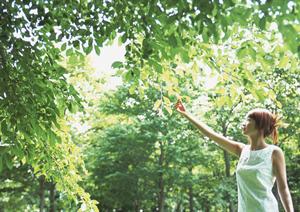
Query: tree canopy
0 0 299 211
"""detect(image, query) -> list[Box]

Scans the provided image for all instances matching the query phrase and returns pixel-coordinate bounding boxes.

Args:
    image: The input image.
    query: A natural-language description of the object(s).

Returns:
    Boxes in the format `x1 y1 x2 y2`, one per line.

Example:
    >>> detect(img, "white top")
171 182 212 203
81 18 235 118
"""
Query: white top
236 144 279 212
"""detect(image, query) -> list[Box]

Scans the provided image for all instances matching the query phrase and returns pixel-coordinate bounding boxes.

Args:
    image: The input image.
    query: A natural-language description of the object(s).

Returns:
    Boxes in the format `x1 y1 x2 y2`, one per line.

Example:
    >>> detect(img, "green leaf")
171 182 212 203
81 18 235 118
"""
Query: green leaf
237 45 256 61
85 45 93 55
112 61 123 68
215 96 226 107
255 89 265 102
149 59 163 73
153 99 162 111
276 100 282 109
248 46 256 61
165 105 173 115
278 56 289 69
237 47 247 59
168 34 177 48
12 147 24 159
95 45 101 55
202 28 209 43
5 156 13 170
279 24 298 53
61 43 67 51
180 50 190 63
21 157 26 165
259 17 266 30
1 121 8 134
118 36 123 46
163 96 171 105
49 131 58 146
66 48 73 56
129 84 136 95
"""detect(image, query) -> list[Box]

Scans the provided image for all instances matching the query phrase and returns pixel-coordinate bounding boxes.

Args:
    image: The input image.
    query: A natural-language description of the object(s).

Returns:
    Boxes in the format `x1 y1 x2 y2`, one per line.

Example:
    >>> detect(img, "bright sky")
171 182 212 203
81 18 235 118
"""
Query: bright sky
88 38 218 91
88 38 125 91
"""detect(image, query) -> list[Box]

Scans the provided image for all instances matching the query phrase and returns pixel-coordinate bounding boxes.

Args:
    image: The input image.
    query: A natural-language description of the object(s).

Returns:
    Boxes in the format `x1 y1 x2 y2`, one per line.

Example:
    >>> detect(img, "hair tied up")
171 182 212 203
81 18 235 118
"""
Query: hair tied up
272 114 283 129
271 114 283 145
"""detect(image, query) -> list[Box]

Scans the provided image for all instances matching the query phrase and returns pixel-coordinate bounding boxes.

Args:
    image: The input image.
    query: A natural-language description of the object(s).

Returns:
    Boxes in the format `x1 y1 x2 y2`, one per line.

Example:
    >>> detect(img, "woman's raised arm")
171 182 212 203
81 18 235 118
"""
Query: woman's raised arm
174 99 245 157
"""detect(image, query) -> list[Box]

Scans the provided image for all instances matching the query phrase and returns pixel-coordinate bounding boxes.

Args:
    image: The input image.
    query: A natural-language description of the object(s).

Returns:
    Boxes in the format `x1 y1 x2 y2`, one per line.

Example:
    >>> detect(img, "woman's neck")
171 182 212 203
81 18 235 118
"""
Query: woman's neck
248 134 268 150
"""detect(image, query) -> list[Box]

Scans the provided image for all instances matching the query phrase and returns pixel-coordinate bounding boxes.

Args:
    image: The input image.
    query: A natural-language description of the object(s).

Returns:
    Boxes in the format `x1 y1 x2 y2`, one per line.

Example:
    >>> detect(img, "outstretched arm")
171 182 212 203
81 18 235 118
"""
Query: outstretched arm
175 99 245 157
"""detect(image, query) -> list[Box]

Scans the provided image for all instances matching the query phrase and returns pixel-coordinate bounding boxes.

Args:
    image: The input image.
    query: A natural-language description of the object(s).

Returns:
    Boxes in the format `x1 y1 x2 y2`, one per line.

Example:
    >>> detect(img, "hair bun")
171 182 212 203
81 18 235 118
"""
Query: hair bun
272 114 282 128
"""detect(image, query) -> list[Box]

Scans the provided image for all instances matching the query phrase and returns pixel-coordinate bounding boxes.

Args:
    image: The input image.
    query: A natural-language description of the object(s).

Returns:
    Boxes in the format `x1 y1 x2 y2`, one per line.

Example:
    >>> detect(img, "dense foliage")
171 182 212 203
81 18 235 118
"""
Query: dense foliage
0 0 299 211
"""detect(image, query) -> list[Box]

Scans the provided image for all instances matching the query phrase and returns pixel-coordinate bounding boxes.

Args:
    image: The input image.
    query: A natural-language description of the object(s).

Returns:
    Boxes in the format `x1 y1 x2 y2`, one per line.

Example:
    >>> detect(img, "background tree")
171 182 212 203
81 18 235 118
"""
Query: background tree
1 0 299 210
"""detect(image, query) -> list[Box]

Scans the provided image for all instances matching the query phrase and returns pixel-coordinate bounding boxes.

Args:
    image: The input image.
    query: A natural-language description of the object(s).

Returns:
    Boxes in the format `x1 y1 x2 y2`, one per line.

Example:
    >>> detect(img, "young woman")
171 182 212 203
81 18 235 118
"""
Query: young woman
174 99 294 212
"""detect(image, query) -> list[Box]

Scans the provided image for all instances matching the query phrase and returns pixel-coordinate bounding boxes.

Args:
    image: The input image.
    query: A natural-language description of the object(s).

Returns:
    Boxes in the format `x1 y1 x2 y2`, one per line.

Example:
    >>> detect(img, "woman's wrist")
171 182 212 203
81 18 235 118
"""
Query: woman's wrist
182 111 190 117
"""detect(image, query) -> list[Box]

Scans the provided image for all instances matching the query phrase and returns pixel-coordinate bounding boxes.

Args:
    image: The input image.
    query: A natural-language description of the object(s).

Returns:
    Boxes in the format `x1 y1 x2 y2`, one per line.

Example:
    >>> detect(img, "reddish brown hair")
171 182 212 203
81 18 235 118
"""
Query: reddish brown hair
246 108 281 145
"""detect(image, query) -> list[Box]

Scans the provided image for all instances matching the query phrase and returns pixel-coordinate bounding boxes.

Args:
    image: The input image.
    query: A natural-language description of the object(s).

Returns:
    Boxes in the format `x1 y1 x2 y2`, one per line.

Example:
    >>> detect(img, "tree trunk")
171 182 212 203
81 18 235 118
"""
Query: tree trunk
224 150 234 212
39 175 45 212
204 203 210 212
222 124 234 212
188 186 194 212
50 182 56 212
188 167 194 212
158 140 165 212
223 150 231 177
175 200 182 212
133 199 139 212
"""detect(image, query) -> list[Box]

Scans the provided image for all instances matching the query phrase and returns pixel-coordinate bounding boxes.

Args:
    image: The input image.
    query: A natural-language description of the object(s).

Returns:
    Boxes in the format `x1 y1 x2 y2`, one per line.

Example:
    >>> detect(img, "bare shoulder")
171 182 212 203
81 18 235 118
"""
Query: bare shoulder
272 146 284 162
272 145 284 165
271 146 286 176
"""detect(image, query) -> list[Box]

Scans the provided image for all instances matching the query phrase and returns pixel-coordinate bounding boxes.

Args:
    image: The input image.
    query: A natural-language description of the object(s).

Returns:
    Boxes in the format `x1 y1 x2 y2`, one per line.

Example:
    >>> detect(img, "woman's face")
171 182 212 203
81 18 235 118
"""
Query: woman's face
242 117 257 136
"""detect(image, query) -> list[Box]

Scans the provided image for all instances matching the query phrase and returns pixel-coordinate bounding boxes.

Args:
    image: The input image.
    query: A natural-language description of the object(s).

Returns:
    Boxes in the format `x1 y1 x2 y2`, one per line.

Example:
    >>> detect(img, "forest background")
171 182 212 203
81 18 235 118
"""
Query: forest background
0 0 299 211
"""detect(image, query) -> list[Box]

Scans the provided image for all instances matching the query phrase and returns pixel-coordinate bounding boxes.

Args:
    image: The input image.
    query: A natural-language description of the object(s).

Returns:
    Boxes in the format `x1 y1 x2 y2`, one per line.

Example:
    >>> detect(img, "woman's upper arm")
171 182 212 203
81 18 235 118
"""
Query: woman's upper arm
211 132 245 157
272 147 288 190
236 142 246 156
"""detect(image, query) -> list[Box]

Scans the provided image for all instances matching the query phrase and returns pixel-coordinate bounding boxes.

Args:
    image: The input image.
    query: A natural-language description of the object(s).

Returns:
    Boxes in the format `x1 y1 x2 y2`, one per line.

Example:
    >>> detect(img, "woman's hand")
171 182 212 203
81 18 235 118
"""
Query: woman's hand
174 98 187 115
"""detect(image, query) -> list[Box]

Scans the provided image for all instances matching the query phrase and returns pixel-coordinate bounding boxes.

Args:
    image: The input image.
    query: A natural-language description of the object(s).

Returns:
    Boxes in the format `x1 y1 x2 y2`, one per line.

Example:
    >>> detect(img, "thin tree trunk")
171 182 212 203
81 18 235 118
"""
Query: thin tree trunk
50 182 56 212
204 203 210 212
188 186 194 212
224 150 231 177
222 124 234 212
158 140 165 212
39 175 45 212
175 200 182 212
188 167 194 212
224 150 234 212
133 198 139 212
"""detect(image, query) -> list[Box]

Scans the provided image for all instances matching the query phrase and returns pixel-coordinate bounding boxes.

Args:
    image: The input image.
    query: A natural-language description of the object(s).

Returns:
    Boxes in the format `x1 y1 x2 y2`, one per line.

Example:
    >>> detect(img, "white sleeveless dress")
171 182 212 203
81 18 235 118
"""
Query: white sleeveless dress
236 144 279 212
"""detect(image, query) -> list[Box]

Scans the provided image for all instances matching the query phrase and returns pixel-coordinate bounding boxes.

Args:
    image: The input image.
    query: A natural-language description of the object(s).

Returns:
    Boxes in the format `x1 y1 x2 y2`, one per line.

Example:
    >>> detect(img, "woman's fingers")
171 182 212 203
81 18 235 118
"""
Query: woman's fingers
174 100 181 108
174 99 185 112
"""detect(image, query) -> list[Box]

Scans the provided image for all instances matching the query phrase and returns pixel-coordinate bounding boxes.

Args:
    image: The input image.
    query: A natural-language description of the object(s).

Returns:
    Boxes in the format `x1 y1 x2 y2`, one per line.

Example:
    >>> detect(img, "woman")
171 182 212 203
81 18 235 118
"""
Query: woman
174 99 294 212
